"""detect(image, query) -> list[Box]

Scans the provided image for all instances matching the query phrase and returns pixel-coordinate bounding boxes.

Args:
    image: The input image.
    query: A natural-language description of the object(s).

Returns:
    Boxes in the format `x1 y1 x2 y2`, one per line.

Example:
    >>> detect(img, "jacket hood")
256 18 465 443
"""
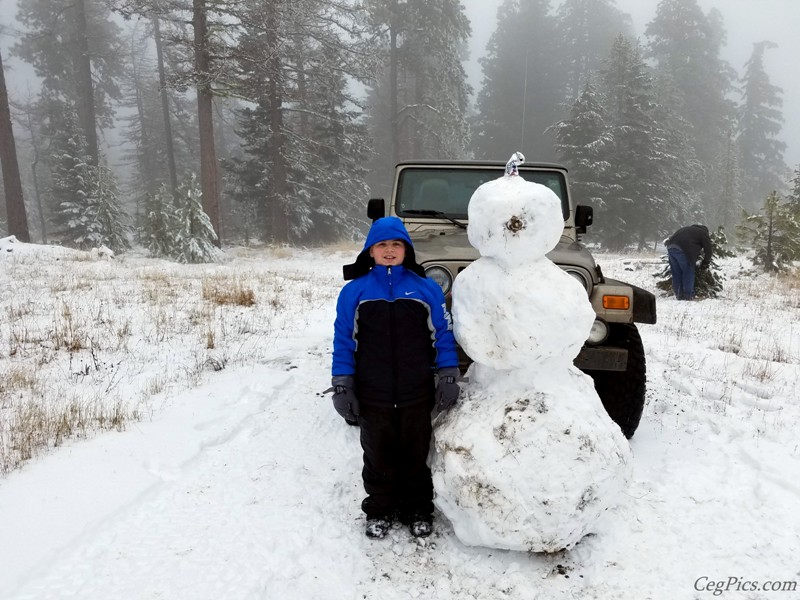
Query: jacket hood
343 217 426 281
362 216 414 250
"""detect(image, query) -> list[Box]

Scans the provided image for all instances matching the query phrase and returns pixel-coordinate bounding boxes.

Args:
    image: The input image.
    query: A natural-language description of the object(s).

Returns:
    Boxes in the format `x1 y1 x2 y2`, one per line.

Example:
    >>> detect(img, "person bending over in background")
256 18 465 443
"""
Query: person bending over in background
331 216 460 540
665 224 712 301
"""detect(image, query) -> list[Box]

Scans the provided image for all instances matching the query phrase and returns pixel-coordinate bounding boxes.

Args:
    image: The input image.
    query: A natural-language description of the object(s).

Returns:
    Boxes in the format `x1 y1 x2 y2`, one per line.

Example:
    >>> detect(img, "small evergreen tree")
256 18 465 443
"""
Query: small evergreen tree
785 164 800 220
655 226 727 298
172 173 221 263
736 191 800 272
143 183 178 258
79 162 131 252
51 124 94 244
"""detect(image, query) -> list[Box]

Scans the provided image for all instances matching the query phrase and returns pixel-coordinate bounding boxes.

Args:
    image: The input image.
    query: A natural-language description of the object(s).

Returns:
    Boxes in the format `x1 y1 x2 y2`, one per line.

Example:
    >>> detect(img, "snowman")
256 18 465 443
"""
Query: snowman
430 153 633 553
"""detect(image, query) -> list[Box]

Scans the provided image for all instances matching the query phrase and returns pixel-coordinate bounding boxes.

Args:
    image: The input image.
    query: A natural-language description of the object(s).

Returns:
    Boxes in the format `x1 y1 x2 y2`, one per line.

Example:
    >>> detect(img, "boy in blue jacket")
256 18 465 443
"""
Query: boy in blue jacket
331 217 460 539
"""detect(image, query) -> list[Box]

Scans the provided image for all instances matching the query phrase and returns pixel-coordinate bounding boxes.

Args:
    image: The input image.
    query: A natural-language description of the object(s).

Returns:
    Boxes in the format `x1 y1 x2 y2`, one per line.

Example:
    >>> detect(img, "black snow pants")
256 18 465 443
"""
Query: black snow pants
359 397 435 521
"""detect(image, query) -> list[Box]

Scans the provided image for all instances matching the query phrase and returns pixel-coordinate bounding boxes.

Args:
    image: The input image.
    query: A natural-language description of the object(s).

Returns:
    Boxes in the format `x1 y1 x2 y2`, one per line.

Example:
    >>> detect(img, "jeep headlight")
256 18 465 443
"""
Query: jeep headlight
563 267 591 294
425 265 453 295
586 319 609 345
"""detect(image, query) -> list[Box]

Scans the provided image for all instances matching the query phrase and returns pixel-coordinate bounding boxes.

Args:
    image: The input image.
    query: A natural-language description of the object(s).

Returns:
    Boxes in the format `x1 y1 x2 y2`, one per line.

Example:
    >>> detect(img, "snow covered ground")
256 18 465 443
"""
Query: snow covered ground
1 240 799 599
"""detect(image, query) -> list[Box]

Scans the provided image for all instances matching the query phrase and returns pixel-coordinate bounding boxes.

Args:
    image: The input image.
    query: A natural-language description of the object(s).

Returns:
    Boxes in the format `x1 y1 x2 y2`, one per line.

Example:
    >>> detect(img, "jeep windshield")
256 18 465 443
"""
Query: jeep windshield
395 166 570 220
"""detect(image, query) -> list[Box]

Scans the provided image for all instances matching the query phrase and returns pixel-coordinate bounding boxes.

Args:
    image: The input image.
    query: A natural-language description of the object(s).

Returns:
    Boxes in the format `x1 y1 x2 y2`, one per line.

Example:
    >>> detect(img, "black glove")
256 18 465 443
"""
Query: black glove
435 367 460 413
332 375 359 423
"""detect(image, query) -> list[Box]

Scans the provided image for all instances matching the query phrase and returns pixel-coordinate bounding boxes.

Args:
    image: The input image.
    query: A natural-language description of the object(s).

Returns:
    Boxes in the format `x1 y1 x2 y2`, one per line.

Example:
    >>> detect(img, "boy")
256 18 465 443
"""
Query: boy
331 216 460 539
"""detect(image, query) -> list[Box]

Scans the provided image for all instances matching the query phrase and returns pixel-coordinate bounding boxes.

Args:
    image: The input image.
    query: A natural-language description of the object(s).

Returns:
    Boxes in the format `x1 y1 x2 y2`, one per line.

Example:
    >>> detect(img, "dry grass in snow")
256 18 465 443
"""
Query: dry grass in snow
0 243 346 474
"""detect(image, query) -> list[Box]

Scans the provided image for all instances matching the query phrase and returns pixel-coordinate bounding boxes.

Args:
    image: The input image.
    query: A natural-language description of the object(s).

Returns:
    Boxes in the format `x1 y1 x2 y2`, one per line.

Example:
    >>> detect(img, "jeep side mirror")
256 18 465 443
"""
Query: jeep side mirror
367 198 385 221
575 205 593 234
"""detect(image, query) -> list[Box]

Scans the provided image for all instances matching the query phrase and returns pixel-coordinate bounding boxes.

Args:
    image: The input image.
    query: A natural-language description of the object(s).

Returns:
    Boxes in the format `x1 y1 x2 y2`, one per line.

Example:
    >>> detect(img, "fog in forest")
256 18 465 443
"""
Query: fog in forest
1 0 798 254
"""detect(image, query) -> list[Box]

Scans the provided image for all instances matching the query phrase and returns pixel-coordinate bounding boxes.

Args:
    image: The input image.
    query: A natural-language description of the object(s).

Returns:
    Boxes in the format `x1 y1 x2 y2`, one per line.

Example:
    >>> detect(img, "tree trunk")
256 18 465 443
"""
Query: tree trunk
389 23 399 166
130 55 156 198
213 102 229 241
24 106 46 243
153 16 179 196
266 3 288 242
192 0 221 246
413 73 423 157
0 49 30 242
72 0 99 165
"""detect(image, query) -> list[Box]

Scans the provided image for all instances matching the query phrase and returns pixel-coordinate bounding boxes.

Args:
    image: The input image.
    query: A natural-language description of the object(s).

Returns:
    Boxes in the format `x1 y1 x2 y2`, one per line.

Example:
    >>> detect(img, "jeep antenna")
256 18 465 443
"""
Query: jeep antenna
520 47 529 150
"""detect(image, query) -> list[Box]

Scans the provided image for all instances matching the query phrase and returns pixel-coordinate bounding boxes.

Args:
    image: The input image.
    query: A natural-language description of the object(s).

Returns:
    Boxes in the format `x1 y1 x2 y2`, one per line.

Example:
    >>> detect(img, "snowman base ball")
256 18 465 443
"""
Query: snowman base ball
431 365 633 553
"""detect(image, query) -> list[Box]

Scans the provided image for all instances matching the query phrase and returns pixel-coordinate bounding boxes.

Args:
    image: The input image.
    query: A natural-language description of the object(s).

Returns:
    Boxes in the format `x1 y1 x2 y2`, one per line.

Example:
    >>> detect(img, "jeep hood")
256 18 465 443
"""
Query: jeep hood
409 229 597 271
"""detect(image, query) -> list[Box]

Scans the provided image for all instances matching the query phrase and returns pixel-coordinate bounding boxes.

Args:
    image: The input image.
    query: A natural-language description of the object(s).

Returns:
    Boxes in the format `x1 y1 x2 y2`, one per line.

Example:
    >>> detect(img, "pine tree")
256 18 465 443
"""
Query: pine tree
48 110 94 243
737 41 787 212
143 183 177 257
474 0 564 161
655 226 727 298
364 0 472 189
172 173 220 263
737 191 800 272
649 72 703 238
13 0 126 165
555 0 634 99
56 149 130 251
230 0 372 243
707 127 744 235
645 0 736 194
81 162 131 252
786 165 800 219
597 36 670 250
549 80 612 213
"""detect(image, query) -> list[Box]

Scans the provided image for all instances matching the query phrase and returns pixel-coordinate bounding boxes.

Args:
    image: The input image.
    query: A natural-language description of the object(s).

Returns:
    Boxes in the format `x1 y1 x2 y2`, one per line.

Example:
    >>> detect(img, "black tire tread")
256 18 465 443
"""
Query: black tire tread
584 323 646 439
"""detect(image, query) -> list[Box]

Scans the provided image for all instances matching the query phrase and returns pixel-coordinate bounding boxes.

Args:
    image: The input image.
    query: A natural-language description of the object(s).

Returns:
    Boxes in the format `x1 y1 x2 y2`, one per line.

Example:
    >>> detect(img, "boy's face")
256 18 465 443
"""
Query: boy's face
370 239 406 266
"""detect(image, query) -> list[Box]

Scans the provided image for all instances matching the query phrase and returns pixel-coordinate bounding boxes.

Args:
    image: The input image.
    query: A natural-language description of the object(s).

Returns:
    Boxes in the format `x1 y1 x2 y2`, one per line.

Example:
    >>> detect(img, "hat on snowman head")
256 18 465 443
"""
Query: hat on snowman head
343 216 426 280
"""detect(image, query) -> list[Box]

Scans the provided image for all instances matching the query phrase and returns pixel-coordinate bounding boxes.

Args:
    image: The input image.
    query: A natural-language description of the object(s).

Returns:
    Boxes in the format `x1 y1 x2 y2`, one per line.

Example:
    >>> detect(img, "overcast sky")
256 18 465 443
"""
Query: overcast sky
1 0 798 170
463 0 800 169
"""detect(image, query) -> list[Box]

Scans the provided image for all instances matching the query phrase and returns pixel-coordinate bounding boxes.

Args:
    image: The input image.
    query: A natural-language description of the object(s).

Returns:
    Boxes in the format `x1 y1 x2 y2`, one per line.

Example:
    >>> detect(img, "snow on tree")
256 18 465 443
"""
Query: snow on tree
13 0 126 166
171 173 221 264
645 0 736 173
549 80 612 214
597 36 671 250
143 183 177 257
48 113 94 243
786 165 800 220
230 0 371 243
655 226 727 299
362 0 472 199
75 161 131 252
649 72 704 236
737 41 787 212
737 191 800 273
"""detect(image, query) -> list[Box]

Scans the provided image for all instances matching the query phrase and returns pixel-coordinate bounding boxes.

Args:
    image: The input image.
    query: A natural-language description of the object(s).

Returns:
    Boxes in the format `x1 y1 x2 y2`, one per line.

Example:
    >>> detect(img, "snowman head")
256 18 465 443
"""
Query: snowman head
467 175 564 266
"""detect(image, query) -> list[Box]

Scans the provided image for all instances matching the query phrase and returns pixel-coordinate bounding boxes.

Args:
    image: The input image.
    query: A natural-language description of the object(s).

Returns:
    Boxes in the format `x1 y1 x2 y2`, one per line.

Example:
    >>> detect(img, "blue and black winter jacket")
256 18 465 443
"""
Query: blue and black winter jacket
332 217 458 406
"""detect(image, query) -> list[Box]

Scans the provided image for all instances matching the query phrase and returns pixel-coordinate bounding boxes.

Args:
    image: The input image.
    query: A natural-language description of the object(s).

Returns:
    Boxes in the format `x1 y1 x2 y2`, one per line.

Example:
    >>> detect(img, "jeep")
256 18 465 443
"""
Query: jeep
366 160 657 438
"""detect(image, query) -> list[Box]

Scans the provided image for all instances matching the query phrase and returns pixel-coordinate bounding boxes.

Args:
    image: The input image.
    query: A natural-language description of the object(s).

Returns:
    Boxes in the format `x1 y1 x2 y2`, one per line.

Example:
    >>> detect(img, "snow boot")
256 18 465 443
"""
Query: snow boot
365 517 392 539
409 516 433 538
